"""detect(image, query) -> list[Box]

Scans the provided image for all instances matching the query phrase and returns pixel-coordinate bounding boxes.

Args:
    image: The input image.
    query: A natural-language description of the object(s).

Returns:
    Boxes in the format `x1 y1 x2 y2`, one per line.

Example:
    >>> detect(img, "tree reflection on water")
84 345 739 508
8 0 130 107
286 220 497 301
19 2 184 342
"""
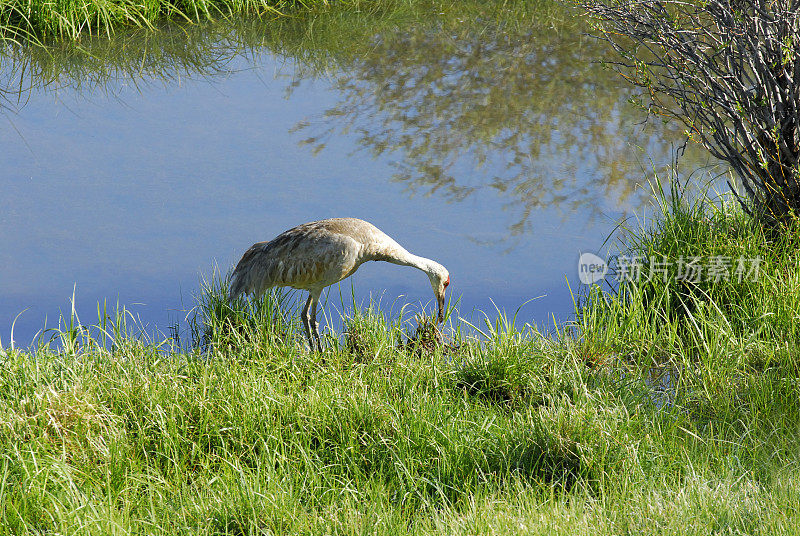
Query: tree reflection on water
294 19 710 235
0 8 712 237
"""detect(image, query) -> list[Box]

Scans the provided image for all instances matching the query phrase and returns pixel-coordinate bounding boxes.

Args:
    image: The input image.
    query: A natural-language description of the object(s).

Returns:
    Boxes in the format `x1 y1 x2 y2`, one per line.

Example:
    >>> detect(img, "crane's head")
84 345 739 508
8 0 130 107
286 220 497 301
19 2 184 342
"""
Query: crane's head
426 262 450 323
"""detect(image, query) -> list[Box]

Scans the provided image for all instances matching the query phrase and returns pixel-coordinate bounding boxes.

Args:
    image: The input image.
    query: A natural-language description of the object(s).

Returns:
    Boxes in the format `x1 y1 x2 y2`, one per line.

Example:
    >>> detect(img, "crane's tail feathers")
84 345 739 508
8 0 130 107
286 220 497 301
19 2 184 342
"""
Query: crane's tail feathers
229 243 272 302
228 271 247 303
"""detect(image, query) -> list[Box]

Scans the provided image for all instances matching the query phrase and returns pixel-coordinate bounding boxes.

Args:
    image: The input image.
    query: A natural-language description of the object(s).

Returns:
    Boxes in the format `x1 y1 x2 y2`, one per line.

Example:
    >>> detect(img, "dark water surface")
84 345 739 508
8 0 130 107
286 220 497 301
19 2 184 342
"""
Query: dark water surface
0 15 714 347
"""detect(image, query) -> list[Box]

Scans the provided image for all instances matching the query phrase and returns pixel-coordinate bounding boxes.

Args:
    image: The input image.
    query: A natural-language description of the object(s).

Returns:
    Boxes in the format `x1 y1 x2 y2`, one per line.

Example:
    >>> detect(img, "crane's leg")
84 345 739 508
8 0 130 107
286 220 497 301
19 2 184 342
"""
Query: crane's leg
301 294 315 351
309 290 322 352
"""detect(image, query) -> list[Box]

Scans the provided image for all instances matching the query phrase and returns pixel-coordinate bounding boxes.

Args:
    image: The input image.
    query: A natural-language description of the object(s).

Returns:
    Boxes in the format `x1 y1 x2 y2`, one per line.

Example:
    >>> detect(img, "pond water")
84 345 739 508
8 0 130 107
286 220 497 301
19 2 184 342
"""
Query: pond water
0 13 716 347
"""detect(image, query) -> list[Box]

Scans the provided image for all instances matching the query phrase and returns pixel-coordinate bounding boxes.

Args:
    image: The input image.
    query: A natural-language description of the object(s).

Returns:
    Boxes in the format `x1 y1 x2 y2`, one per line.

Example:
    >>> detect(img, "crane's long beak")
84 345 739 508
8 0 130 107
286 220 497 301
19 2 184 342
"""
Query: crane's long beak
437 293 445 324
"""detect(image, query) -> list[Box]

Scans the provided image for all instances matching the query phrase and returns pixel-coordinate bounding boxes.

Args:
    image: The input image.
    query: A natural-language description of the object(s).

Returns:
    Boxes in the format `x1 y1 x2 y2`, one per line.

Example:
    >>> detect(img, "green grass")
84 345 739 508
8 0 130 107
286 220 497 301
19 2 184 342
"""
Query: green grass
3 181 800 533
0 0 570 80
0 0 568 45
0 0 317 42
0 0 571 120
577 173 800 373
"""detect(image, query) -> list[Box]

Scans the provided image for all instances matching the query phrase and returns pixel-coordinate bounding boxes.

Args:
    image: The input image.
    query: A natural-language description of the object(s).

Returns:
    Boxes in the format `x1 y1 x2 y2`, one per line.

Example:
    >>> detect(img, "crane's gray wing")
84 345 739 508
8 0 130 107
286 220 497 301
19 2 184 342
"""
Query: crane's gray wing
229 223 362 299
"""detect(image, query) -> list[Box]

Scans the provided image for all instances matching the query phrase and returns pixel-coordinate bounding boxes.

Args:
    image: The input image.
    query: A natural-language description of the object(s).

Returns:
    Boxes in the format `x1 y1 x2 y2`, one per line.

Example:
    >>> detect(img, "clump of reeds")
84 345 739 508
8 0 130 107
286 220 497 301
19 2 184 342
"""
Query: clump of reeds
577 174 800 373
0 0 290 44
394 315 459 357
188 270 296 354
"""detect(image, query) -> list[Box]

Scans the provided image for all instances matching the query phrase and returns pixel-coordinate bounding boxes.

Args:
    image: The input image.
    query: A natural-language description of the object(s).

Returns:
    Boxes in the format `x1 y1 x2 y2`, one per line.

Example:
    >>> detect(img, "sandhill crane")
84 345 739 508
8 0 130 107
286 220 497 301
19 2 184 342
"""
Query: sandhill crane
229 218 450 351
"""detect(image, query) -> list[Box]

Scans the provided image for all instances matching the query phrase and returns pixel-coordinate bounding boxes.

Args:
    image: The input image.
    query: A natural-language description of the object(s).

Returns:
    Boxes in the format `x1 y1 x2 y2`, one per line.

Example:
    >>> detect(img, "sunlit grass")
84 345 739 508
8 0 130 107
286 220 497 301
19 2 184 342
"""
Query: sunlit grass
0 0 569 45
3 200 800 533
0 0 572 97
577 172 800 375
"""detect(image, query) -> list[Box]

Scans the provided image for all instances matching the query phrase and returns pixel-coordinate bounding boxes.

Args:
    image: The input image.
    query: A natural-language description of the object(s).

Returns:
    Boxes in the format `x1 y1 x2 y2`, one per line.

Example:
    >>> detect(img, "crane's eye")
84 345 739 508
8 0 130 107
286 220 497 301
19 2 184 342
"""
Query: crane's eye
444 277 450 288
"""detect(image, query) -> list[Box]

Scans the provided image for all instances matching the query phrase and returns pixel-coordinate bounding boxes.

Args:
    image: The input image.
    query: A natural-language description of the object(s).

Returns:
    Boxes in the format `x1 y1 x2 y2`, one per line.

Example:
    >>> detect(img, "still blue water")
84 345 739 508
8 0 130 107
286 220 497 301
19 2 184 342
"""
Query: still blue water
0 23 714 347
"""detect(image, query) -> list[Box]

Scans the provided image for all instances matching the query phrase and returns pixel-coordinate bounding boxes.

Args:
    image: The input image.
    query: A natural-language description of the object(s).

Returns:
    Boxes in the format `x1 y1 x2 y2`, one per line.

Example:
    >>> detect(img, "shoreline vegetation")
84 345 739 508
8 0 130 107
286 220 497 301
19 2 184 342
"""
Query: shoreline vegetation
0 0 568 45
0 0 308 43
3 177 800 533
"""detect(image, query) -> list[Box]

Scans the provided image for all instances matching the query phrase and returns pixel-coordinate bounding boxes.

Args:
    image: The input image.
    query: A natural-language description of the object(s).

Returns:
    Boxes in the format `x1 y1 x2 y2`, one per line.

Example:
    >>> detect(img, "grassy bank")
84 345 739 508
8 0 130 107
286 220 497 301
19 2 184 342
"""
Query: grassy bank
0 0 323 43
2 183 800 533
0 0 565 45
0 0 571 101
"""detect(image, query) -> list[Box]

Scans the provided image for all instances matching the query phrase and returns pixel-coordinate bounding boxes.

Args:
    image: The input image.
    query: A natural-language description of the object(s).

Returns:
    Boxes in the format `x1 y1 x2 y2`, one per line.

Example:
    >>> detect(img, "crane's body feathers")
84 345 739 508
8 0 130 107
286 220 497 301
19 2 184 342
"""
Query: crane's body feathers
230 218 408 296
229 218 449 351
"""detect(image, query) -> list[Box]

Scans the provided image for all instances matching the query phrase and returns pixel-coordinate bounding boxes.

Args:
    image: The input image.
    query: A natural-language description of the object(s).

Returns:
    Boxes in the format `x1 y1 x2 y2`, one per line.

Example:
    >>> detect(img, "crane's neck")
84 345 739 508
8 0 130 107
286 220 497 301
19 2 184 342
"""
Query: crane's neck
383 248 439 276
367 233 445 281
